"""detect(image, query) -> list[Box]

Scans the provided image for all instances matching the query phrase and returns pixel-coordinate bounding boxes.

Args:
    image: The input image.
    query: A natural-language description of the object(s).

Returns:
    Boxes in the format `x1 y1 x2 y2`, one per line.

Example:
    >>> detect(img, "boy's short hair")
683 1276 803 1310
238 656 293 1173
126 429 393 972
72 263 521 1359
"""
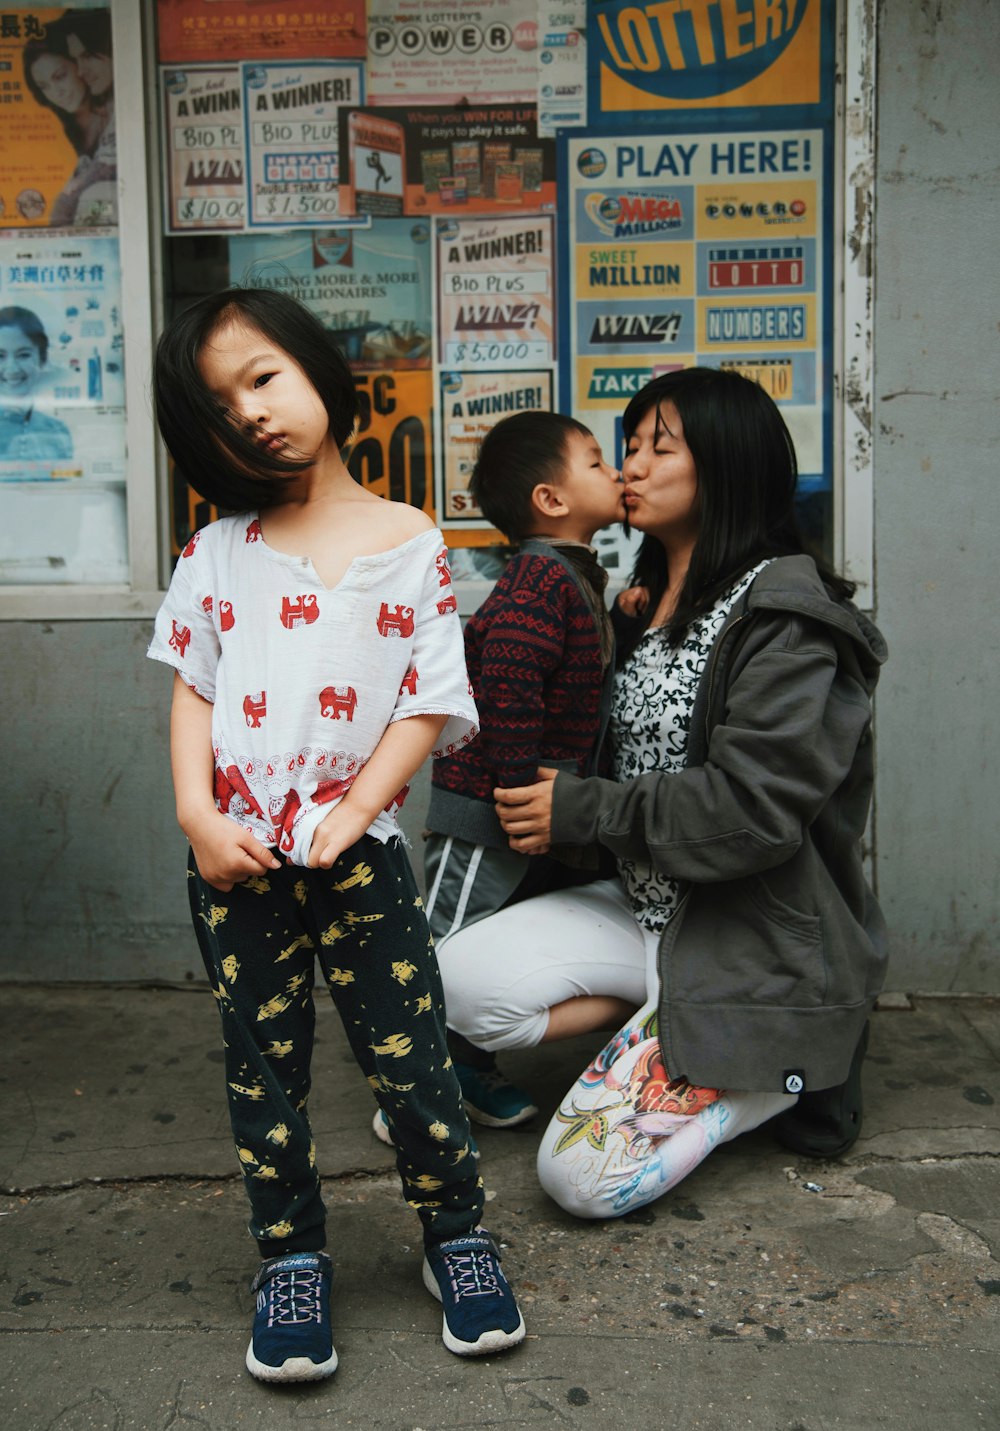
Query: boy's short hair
154 287 360 512
469 410 592 543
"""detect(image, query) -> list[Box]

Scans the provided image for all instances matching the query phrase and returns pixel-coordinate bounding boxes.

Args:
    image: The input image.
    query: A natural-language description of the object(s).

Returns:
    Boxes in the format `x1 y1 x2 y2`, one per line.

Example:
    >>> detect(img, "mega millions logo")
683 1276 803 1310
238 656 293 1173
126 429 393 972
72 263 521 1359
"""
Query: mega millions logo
594 0 807 102
584 191 684 239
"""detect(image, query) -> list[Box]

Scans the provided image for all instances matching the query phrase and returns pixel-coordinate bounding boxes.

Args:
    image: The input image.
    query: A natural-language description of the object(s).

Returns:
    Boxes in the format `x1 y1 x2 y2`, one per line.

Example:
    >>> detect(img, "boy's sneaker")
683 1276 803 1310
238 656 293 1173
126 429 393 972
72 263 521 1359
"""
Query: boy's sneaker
455 1061 538 1128
246 1251 338 1382
422 1230 526 1356
372 1106 481 1158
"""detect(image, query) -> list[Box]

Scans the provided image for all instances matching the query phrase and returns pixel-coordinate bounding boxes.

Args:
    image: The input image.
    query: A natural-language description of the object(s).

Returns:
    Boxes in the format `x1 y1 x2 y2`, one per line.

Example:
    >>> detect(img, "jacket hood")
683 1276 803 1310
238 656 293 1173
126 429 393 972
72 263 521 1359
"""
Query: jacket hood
746 555 887 676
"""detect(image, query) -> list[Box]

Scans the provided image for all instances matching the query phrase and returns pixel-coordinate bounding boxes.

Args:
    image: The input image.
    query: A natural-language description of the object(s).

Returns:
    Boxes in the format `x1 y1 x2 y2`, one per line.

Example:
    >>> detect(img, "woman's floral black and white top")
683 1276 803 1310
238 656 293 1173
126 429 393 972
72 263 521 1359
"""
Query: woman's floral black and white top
611 561 771 932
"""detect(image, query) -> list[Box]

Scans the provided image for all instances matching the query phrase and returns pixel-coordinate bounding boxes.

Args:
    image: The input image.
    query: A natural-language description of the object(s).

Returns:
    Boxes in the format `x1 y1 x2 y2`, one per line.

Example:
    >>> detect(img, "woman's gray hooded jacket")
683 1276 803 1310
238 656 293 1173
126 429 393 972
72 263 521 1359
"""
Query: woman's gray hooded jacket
550 555 888 1094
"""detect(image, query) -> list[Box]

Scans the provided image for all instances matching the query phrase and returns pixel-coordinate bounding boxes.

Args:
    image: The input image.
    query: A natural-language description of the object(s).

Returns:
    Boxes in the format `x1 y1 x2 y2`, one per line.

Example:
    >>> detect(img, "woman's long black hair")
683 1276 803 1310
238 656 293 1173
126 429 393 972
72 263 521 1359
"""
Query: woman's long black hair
623 367 853 647
153 287 359 512
22 34 89 156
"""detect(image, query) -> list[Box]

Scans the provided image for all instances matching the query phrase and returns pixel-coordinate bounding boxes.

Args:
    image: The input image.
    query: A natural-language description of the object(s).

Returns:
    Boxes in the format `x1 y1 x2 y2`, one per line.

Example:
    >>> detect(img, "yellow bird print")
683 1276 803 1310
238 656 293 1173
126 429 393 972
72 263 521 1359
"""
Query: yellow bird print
391 960 417 984
332 862 374 891
370 1032 413 1059
266 1123 291 1148
257 992 293 1021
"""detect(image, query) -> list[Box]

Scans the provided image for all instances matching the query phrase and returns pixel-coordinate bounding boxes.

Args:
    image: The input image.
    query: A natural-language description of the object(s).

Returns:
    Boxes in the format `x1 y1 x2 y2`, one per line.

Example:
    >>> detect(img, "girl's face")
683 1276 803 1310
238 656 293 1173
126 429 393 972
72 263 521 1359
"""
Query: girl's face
66 34 113 98
197 318 330 469
621 400 699 544
30 52 87 113
0 324 44 404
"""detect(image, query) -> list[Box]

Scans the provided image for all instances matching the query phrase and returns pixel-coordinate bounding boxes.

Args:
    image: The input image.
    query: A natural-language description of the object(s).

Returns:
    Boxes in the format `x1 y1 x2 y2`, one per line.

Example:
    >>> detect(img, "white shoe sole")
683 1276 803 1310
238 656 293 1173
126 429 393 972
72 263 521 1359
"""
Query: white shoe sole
422 1257 526 1356
464 1099 539 1129
245 1343 339 1382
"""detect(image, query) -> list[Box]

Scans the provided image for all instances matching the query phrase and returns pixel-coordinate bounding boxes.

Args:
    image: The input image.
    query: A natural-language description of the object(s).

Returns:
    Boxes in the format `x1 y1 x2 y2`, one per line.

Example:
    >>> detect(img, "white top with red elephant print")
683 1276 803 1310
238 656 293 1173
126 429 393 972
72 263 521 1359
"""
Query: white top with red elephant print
148 516 478 865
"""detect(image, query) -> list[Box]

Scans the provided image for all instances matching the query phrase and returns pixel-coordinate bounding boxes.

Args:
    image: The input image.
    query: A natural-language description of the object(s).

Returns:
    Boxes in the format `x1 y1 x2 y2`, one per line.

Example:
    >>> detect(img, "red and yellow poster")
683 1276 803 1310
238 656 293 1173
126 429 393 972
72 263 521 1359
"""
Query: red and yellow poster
156 1 366 64
0 6 116 230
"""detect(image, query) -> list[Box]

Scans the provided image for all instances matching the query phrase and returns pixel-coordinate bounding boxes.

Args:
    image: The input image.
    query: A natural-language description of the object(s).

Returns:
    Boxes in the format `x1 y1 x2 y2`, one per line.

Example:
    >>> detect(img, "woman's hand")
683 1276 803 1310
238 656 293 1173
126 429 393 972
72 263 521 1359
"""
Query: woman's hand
494 767 558 854
615 584 649 618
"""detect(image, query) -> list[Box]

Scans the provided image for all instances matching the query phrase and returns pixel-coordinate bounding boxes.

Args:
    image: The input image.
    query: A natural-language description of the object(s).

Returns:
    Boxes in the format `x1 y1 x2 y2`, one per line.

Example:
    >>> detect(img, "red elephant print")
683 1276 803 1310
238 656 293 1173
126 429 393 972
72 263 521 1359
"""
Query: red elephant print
399 666 418 697
169 620 191 657
435 547 452 587
376 602 415 638
318 685 358 721
246 518 262 543
270 789 301 853
215 764 267 822
436 594 457 615
219 600 235 632
243 692 267 728
280 594 320 628
181 531 200 558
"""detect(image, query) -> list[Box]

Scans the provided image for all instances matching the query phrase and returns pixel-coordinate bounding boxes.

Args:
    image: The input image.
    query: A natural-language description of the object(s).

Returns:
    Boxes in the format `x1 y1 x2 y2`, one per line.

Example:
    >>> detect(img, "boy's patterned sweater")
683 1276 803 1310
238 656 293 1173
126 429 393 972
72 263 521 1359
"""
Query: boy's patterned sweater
428 539 613 851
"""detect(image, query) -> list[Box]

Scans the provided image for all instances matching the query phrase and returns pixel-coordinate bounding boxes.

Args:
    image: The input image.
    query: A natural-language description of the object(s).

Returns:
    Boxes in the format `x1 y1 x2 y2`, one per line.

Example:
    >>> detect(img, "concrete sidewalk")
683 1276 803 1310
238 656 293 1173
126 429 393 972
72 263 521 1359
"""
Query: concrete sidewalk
1 985 998 1430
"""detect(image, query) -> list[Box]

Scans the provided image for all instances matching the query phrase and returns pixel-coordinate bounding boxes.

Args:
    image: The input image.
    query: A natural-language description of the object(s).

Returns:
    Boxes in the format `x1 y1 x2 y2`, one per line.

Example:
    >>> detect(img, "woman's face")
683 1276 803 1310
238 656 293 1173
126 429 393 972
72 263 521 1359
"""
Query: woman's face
30 52 87 113
621 400 699 544
66 34 113 98
0 324 44 406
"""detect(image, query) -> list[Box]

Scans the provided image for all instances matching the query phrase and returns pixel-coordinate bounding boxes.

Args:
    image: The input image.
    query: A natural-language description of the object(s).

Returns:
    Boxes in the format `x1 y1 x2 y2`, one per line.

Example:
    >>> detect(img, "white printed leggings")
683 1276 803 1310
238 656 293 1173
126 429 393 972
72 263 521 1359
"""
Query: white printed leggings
435 877 796 1219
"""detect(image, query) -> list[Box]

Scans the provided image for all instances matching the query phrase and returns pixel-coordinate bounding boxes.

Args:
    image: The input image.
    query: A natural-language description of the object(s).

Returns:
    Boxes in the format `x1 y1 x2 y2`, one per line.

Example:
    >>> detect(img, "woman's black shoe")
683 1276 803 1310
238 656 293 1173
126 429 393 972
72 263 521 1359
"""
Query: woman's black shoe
772 1021 870 1158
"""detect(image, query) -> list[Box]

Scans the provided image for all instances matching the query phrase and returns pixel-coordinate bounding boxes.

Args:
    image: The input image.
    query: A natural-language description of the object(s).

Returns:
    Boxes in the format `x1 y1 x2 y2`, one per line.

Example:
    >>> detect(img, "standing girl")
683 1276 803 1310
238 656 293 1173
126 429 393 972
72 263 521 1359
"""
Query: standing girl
438 367 887 1216
148 289 524 1382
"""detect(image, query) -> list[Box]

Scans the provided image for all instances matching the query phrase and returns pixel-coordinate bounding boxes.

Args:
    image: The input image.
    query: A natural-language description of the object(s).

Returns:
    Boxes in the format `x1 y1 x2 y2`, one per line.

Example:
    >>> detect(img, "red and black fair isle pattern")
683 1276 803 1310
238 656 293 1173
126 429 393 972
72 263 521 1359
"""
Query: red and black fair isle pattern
432 551 605 799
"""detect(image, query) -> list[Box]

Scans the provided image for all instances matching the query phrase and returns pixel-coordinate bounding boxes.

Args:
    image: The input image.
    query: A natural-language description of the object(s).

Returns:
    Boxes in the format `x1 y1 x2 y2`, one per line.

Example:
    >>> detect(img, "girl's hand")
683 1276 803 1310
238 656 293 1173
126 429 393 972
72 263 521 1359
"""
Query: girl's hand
307 802 372 870
616 584 649 618
187 810 281 892
494 767 557 854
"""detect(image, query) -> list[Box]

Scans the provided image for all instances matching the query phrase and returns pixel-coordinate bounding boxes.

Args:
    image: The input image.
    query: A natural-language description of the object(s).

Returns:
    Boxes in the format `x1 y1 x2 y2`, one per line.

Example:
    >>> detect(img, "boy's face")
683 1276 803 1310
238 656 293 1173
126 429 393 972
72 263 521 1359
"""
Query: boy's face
553 428 624 541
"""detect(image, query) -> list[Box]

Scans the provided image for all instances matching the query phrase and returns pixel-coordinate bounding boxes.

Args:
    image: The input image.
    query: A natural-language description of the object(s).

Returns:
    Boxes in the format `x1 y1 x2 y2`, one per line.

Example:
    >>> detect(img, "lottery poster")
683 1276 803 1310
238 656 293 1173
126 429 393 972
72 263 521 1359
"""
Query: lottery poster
436 214 554 371
563 127 827 492
436 368 552 529
161 65 245 232
345 368 434 515
367 0 539 107
243 59 366 229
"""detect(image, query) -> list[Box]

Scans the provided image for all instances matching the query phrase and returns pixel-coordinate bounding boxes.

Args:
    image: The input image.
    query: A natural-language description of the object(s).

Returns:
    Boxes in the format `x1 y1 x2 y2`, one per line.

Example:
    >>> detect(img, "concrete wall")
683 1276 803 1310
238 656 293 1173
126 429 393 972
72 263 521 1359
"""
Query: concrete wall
871 0 1000 991
3 2 998 988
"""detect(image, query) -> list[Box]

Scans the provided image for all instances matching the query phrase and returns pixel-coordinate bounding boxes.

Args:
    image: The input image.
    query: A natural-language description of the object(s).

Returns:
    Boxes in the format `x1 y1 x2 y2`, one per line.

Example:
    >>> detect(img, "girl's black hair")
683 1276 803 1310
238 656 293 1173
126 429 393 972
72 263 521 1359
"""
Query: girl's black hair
153 287 360 512
23 34 89 155
469 410 592 542
0 306 49 363
623 367 854 647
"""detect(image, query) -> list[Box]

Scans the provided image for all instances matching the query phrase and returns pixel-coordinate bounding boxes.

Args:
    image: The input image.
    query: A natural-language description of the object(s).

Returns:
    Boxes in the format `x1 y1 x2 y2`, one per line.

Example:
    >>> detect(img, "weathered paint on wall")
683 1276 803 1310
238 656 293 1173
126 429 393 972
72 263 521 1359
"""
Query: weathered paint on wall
2 2 998 988
872 0 1000 990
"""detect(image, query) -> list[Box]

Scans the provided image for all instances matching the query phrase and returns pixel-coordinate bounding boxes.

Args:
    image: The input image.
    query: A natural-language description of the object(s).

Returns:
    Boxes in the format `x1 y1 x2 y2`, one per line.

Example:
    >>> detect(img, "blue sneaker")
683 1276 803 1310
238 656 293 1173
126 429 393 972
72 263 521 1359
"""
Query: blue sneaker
454 1061 538 1128
372 1106 480 1159
246 1252 338 1382
422 1230 526 1356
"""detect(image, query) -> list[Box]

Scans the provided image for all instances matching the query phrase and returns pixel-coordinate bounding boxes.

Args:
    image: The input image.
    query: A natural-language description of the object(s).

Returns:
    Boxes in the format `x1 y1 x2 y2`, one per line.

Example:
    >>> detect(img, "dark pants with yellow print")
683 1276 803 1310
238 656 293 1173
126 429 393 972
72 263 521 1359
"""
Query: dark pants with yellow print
187 834 483 1260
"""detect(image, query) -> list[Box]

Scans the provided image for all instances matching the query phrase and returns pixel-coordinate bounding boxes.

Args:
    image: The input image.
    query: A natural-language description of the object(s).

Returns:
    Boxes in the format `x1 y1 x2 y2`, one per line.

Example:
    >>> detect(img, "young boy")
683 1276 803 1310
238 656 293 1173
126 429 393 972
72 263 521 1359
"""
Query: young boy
376 411 623 1139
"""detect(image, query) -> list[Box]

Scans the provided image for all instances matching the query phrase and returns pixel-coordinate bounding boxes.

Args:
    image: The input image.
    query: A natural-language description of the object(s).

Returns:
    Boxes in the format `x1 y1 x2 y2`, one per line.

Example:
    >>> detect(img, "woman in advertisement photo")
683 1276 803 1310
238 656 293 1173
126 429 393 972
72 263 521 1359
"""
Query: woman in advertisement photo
0 306 73 463
22 9 116 228
435 367 888 1219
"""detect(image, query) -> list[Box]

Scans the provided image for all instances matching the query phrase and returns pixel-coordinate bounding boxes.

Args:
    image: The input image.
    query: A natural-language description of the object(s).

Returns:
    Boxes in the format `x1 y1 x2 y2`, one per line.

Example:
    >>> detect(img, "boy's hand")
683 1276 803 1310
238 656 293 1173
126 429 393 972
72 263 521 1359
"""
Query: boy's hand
494 767 557 854
307 802 372 870
616 584 649 618
187 810 281 892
